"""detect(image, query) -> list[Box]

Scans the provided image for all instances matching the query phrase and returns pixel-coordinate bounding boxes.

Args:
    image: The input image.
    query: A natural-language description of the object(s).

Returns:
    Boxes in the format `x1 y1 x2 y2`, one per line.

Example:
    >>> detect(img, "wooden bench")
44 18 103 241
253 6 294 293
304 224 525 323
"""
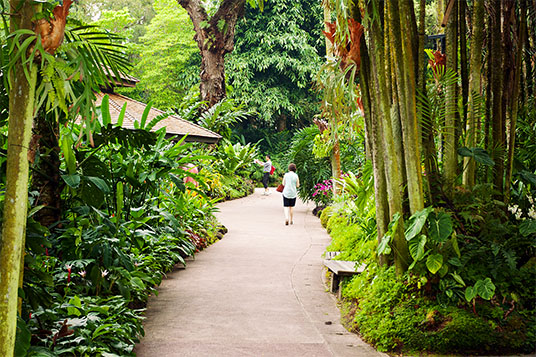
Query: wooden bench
323 259 366 296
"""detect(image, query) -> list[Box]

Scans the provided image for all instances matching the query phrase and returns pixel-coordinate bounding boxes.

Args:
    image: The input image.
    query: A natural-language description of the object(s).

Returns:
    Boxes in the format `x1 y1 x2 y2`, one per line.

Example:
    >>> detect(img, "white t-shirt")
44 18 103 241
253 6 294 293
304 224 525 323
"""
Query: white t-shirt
282 171 299 198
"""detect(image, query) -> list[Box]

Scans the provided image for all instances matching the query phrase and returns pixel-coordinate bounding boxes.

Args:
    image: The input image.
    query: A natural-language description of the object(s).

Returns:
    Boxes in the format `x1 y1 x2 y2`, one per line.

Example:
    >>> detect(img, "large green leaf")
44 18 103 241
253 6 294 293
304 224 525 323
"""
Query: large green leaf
60 135 77 174
101 94 111 126
457 147 495 166
451 272 466 287
377 213 400 255
474 278 495 300
85 176 110 193
428 211 453 243
62 174 81 188
405 206 433 240
465 286 476 302
408 234 427 261
426 254 443 274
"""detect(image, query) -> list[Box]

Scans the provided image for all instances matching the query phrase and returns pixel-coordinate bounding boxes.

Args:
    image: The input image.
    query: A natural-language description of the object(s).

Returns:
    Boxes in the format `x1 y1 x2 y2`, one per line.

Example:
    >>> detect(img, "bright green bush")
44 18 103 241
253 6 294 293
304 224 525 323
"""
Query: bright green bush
343 266 535 354
320 206 333 228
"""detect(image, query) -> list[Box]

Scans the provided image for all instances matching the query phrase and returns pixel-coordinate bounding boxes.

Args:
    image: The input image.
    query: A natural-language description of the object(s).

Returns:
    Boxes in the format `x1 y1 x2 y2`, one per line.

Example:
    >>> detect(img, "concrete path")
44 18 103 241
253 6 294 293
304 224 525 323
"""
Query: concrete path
135 188 385 357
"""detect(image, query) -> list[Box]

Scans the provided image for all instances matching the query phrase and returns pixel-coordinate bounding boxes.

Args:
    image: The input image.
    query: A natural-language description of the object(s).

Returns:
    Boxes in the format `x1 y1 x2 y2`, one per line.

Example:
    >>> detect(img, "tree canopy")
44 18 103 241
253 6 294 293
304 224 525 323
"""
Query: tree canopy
228 0 324 130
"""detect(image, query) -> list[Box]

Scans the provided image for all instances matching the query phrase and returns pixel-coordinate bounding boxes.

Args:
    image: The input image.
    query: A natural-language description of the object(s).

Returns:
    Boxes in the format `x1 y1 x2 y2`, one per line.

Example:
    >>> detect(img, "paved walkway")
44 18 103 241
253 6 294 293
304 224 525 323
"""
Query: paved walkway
135 188 385 356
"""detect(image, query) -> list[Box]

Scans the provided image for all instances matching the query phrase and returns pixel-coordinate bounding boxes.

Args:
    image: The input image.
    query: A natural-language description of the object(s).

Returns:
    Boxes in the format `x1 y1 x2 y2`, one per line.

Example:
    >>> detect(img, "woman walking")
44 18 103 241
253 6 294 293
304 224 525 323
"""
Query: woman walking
282 163 300 225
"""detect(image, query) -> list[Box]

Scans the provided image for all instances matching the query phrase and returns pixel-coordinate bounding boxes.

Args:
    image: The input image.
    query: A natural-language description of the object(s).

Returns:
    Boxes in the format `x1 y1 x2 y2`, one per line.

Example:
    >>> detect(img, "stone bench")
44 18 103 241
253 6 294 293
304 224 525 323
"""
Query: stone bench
323 259 366 296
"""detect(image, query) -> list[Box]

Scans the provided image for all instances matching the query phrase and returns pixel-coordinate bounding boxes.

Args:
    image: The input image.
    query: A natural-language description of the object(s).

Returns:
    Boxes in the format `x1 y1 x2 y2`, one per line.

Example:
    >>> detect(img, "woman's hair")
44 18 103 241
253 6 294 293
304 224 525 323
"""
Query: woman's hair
266 155 271 160
288 163 297 172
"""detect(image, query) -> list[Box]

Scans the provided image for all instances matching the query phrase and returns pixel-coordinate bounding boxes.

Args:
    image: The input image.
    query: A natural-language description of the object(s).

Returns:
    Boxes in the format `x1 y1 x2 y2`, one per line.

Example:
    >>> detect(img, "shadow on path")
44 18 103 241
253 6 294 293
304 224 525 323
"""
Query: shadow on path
135 188 385 356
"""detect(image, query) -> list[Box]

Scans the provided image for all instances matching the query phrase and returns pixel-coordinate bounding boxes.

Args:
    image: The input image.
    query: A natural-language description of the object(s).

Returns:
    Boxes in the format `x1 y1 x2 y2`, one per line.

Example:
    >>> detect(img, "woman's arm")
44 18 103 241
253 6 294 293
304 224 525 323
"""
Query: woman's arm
296 176 300 188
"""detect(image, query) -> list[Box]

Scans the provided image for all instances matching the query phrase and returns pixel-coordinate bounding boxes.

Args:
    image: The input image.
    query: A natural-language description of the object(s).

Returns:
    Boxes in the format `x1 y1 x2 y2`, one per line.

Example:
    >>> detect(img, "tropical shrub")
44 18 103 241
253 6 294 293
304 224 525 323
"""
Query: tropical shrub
9 98 234 356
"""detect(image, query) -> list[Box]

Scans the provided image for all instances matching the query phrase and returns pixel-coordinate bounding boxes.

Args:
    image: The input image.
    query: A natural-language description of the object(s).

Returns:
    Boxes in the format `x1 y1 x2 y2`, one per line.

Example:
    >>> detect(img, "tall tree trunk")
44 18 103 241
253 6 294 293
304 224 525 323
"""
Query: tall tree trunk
459 0 468 132
178 0 247 108
0 1 39 354
31 113 62 228
417 0 426 94
462 0 484 189
370 0 408 275
388 0 425 214
351 3 389 266
484 18 493 182
490 0 505 195
443 0 458 194
504 0 526 202
387 21 408 214
524 19 532 101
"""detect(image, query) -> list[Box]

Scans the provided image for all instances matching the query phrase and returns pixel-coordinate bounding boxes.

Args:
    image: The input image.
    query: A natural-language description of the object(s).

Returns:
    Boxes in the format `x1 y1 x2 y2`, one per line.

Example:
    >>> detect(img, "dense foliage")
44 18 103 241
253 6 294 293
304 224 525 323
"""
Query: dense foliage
228 0 324 130
4 97 254 355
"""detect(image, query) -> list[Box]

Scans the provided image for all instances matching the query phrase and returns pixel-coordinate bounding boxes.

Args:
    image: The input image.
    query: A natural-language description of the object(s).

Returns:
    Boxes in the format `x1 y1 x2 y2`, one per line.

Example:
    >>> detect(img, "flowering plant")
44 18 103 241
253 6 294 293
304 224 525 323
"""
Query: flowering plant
312 179 333 207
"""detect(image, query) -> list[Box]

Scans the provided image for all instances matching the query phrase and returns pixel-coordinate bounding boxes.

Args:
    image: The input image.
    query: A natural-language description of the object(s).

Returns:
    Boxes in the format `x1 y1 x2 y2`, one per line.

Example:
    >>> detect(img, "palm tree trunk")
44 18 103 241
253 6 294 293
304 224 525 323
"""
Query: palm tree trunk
459 0 468 131
490 0 505 195
351 3 389 266
31 112 62 228
443 0 458 194
387 0 425 214
462 0 484 189
504 0 527 202
0 2 39 354
370 0 408 274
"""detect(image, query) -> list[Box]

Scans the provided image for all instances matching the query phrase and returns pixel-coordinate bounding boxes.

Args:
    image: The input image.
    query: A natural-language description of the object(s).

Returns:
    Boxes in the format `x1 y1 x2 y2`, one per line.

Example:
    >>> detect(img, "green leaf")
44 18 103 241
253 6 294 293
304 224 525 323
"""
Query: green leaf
408 234 427 261
85 176 110 193
405 206 432 240
426 254 443 274
457 147 495 166
377 234 392 255
519 220 536 237
62 174 81 188
117 102 127 127
67 295 82 316
60 135 77 174
451 272 466 287
474 278 495 300
428 212 453 243
377 213 400 255
15 317 31 357
451 232 461 258
465 286 476 302
69 295 82 308
140 101 152 129
92 323 114 339
131 276 145 291
28 205 46 218
101 94 111 126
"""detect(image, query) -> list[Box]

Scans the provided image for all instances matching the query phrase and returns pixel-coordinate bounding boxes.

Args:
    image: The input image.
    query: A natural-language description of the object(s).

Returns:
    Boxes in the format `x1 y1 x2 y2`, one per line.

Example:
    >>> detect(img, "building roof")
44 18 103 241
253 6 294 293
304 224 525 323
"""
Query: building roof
95 92 221 144
104 68 139 88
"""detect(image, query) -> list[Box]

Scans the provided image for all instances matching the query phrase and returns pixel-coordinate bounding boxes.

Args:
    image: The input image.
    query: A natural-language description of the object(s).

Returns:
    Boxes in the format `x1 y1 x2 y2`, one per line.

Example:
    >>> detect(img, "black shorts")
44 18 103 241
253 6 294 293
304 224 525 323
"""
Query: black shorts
262 172 270 188
283 196 296 207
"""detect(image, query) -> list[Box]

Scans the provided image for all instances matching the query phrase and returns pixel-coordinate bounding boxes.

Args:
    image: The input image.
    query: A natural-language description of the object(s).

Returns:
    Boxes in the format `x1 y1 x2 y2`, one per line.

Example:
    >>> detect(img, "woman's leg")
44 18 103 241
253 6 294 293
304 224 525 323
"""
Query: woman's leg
284 207 290 224
289 206 293 224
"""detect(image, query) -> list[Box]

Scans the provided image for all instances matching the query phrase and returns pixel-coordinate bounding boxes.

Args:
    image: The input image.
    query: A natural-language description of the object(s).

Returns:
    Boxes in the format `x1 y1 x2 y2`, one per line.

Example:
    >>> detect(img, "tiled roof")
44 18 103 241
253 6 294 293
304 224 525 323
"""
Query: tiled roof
95 92 221 144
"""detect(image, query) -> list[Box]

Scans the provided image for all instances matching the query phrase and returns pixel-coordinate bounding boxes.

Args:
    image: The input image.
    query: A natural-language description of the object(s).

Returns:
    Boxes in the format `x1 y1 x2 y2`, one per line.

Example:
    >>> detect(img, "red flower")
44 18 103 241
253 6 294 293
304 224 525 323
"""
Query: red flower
65 264 72 283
